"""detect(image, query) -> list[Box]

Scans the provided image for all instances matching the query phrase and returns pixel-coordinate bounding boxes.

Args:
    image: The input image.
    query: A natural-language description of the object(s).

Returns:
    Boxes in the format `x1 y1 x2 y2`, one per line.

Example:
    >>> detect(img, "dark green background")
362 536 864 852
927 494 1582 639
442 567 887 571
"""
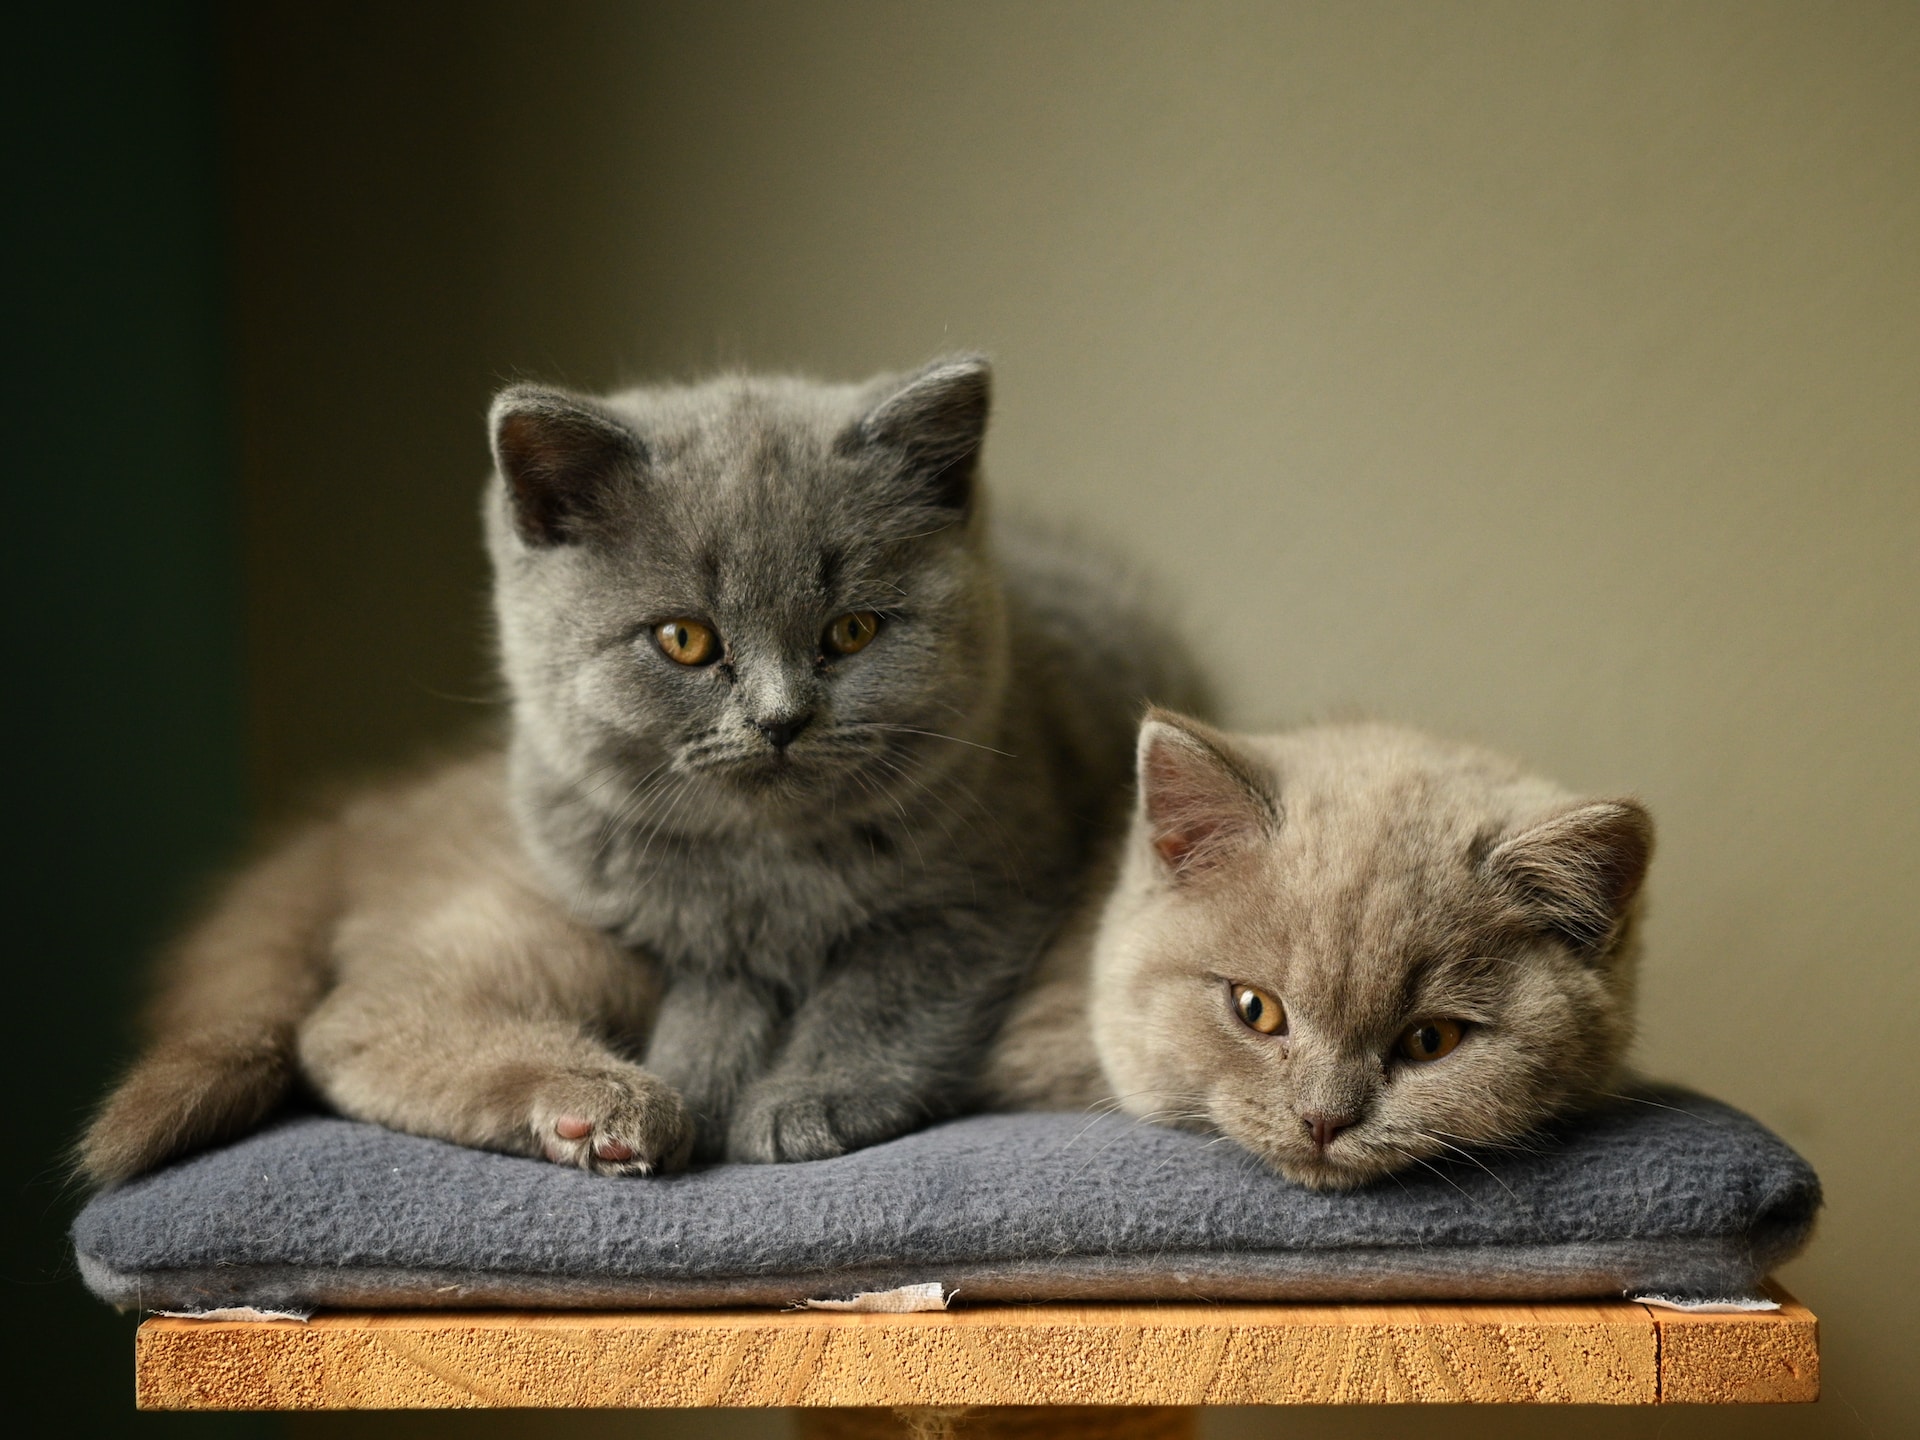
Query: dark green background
3 5 263 1434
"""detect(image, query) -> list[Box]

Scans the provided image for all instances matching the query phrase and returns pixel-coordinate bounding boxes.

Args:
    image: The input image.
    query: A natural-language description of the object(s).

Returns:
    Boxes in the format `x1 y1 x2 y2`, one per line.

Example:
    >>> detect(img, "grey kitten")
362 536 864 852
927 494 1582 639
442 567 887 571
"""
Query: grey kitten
985 712 1654 1190
82 357 1202 1184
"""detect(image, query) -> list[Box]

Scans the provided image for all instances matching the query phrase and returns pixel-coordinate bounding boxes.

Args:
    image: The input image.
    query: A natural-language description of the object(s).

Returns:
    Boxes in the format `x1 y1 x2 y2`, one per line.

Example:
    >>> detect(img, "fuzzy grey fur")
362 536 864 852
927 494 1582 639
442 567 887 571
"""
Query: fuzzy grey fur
986 716 1654 1191
81 358 1202 1183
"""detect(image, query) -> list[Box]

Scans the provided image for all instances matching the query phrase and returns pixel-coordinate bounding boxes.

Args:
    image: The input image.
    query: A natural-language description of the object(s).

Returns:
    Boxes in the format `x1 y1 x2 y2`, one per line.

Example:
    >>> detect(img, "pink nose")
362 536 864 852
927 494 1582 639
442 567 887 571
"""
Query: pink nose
1302 1112 1356 1150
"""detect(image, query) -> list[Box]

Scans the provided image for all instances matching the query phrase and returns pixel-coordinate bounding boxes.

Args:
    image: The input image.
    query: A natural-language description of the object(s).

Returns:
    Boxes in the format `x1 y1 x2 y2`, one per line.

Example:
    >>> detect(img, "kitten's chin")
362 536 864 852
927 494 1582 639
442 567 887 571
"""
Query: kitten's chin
717 754 817 792
1261 1154 1374 1192
1236 1133 1409 1193
703 752 894 823
707 761 839 816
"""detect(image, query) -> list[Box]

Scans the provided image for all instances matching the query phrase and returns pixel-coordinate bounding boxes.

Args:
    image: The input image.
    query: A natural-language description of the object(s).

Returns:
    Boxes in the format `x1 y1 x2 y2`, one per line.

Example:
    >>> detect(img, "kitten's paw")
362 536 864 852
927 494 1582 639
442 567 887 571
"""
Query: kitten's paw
528 1065 692 1176
726 1079 914 1164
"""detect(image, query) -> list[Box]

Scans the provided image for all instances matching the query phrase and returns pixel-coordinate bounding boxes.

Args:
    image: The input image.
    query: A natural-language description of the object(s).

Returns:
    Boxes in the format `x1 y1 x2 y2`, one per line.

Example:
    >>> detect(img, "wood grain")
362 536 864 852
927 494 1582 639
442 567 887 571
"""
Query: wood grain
133 1295 1818 1411
1655 1296 1819 1404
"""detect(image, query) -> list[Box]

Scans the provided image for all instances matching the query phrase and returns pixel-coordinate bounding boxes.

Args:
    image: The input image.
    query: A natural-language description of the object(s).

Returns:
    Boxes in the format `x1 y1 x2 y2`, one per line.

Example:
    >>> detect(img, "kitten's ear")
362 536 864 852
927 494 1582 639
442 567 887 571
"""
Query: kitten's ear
490 385 646 547
1138 711 1277 880
1486 800 1655 954
843 355 991 512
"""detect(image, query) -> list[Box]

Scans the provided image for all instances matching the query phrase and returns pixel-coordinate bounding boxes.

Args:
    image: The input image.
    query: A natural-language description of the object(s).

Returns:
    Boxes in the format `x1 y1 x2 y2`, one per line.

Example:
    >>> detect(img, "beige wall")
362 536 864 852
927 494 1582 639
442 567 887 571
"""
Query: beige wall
237 5 1918 1437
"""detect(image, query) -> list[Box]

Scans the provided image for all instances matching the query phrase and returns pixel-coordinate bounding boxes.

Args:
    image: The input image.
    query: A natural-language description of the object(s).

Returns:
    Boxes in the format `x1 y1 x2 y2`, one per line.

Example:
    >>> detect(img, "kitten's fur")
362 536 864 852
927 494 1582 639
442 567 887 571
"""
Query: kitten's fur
82 357 1202 1184
985 713 1653 1190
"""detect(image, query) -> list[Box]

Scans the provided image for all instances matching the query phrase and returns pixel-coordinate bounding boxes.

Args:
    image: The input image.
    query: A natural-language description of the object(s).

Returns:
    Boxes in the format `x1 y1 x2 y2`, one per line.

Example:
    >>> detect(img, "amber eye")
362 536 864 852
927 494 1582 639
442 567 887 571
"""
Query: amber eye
824 610 881 656
1231 984 1287 1036
1397 1019 1465 1063
655 618 718 666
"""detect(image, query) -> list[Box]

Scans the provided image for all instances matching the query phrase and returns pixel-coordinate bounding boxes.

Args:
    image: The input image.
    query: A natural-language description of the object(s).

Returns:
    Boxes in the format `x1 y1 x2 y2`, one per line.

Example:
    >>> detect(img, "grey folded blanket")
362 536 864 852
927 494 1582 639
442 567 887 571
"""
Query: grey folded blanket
73 1087 1817 1313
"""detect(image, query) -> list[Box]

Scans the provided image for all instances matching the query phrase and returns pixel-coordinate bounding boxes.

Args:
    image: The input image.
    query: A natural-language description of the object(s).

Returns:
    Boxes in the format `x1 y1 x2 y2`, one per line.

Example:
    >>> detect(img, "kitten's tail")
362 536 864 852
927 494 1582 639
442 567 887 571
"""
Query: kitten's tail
76 824 337 1189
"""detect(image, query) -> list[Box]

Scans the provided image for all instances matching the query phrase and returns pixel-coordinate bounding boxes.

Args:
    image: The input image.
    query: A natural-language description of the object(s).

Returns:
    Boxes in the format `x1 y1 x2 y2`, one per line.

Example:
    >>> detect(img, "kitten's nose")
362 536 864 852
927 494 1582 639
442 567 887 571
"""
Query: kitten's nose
1301 1111 1356 1151
756 712 813 751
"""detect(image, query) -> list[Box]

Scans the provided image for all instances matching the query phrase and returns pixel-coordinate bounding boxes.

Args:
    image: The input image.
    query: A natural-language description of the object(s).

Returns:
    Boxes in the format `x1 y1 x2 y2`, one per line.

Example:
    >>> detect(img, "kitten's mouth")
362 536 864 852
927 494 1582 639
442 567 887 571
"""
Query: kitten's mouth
724 750 815 788
707 744 868 799
680 732 914 821
1229 1119 1404 1192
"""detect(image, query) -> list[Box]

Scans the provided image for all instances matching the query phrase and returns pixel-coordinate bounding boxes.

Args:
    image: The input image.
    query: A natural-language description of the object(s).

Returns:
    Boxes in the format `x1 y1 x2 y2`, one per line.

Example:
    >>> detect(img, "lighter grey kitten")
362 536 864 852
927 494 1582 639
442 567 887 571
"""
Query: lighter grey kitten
82 357 1202 1184
985 713 1653 1190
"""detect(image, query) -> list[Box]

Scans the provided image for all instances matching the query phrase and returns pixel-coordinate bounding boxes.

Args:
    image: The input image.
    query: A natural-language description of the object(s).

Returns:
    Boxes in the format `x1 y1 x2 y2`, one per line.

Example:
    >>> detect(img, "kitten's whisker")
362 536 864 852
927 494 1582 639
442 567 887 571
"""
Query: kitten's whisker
865 754 970 852
855 723 1018 759
1396 1150 1481 1206
1145 1128 1237 1181
849 767 928 877
582 753 666 803
568 759 679 918
1099 1088 1209 1105
1058 1110 1128 1154
411 678 507 707
1417 1133 1520 1202
1429 1128 1553 1159
863 753 998 899
588 765 674 848
586 754 672 819
911 765 1030 887
1060 1093 1212 1173
866 755 997 884
604 768 683 859
888 518 963 543
1128 1106 1211 1127
1598 1091 1701 1118
1056 1088 1208 1155
635 775 701 864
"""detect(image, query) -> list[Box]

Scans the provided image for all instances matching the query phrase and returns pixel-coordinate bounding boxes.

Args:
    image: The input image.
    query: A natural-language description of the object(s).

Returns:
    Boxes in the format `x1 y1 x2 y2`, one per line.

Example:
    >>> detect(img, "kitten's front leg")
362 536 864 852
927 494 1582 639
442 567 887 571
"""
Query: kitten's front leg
643 972 784 1160
300 988 692 1176
727 917 1026 1163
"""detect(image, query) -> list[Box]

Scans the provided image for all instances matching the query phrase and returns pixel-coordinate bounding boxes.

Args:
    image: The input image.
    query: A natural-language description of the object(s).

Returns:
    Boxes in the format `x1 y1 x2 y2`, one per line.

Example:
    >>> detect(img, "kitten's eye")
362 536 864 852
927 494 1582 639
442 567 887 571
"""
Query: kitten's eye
825 610 881 656
1231 984 1287 1036
655 618 718 666
1397 1019 1465 1063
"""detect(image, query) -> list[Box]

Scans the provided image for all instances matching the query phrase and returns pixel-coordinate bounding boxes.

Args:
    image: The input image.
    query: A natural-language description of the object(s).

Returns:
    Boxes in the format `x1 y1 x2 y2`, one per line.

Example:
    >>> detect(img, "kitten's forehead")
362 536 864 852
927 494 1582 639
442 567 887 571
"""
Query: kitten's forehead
598 376 926 610
610 371 865 442
1240 726 1569 1024
614 377 849 514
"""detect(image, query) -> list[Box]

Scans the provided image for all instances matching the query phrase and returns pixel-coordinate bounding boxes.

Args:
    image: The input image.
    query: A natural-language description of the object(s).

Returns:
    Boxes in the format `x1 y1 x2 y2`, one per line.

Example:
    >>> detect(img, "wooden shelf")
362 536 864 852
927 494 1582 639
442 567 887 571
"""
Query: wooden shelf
135 1292 1816 1412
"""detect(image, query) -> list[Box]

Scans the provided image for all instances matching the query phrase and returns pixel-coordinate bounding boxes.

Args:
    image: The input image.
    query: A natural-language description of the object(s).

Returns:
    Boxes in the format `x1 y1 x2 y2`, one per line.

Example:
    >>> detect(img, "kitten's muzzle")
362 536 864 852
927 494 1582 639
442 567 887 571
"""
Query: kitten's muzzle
1300 1110 1357 1152
755 711 814 751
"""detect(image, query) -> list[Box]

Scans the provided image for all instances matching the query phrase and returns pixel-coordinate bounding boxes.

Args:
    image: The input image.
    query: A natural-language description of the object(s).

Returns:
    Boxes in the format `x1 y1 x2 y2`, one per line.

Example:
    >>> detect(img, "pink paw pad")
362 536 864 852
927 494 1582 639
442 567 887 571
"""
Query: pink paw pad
554 1116 593 1141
